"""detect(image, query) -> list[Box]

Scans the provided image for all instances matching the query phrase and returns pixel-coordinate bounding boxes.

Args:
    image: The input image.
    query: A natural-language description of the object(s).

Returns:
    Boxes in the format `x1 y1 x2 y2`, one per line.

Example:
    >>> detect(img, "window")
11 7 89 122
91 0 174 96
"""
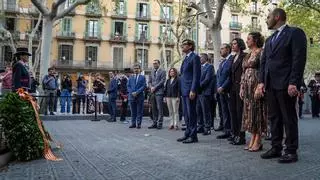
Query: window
118 0 125 14
230 32 240 40
58 45 73 61
160 25 171 38
137 3 148 17
251 17 258 27
64 0 73 9
113 47 124 69
5 18 15 31
1 46 13 65
136 49 148 68
231 14 238 22
62 18 72 32
251 1 258 12
161 50 172 66
6 0 16 11
86 46 98 63
137 23 148 40
162 5 171 19
86 20 99 37
114 22 124 35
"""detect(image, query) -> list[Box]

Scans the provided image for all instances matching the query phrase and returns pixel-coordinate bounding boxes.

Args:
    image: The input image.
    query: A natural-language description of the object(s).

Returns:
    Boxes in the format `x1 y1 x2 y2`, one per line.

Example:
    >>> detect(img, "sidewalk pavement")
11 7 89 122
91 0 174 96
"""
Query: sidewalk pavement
0 116 320 180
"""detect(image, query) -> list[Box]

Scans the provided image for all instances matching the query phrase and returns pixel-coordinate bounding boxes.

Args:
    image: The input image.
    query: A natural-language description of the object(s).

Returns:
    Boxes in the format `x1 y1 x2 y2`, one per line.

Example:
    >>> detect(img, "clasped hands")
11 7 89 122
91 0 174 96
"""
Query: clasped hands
253 83 298 100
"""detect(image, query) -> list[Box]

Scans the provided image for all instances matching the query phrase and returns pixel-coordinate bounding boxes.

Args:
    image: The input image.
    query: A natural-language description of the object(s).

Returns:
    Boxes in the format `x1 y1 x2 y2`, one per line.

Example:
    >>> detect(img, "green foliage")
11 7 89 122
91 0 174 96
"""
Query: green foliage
305 46 320 78
0 93 44 161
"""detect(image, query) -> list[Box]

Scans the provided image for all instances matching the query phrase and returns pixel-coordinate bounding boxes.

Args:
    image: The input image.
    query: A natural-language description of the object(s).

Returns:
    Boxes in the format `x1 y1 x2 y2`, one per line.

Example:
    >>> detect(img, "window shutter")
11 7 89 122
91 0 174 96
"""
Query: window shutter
147 4 150 17
97 19 102 37
85 20 89 37
123 22 127 37
61 18 65 32
136 3 139 17
160 5 163 19
124 0 127 15
58 45 62 60
111 20 115 36
169 6 173 20
147 24 150 40
135 23 138 39
70 45 73 61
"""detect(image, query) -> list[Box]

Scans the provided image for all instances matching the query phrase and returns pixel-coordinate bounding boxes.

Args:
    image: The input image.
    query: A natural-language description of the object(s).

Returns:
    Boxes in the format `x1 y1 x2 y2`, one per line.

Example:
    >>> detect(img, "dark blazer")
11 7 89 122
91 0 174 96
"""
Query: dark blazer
199 63 214 96
231 52 247 92
107 78 118 100
12 61 30 91
260 25 307 90
127 74 146 101
149 68 166 95
180 52 201 96
217 55 233 92
164 77 180 98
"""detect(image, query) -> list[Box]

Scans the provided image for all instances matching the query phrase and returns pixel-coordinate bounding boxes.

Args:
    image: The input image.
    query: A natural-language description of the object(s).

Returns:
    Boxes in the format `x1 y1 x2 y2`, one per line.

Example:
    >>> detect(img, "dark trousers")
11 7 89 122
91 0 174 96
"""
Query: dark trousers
267 89 298 154
151 94 164 126
182 96 198 139
229 89 244 136
210 96 217 127
109 98 117 121
298 97 304 118
129 99 144 126
120 99 128 121
197 95 212 131
219 93 231 133
310 96 320 117
216 93 224 128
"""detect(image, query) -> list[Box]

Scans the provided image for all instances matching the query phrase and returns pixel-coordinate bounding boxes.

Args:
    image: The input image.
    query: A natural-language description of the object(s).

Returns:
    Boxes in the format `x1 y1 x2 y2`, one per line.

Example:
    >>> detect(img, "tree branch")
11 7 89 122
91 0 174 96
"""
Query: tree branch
188 1 211 27
54 0 91 21
213 0 226 27
53 0 67 10
31 0 50 15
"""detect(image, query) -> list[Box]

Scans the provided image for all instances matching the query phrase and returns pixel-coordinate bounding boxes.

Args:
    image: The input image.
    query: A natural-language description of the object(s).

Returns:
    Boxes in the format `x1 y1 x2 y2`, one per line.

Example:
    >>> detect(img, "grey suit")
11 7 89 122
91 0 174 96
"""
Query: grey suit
149 68 166 127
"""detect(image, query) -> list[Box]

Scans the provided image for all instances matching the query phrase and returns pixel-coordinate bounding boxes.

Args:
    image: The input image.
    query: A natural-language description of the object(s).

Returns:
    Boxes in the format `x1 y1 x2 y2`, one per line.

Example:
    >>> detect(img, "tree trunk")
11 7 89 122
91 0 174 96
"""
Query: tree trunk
39 17 53 80
210 26 221 72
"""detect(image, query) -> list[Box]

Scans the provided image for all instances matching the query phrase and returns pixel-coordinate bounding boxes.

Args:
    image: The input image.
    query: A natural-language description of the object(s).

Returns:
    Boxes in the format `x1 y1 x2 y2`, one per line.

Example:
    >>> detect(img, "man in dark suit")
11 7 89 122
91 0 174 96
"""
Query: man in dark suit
127 64 146 129
196 53 214 135
229 38 247 145
177 39 201 144
148 60 166 129
12 47 31 91
258 8 307 163
308 72 320 118
107 72 118 122
216 43 233 139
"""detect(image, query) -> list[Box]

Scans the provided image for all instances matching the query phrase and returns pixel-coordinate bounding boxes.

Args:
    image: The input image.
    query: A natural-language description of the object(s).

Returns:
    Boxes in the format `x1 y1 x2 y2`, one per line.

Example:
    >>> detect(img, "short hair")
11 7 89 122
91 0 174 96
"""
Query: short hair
232 38 246 51
200 53 209 62
222 43 232 54
182 39 195 51
153 59 160 64
48 67 54 71
248 32 265 48
133 63 141 69
272 8 287 21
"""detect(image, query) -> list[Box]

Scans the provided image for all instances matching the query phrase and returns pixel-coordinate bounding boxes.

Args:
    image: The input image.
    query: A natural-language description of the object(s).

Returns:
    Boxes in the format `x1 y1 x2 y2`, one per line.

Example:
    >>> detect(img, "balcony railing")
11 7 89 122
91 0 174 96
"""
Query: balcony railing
83 32 102 41
229 4 241 13
111 9 127 19
57 60 73 67
229 22 242 30
26 32 41 41
109 34 127 43
250 8 260 15
56 31 76 40
158 36 175 46
4 3 18 12
86 6 102 17
248 24 262 32
160 16 175 23
134 35 151 44
136 13 151 21
85 60 97 68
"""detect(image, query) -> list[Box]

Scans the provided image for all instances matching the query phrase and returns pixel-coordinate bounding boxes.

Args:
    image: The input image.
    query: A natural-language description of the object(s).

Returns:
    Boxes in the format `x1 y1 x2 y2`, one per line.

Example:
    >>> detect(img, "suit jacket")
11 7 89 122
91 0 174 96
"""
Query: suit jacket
12 61 30 91
260 25 307 90
231 52 247 92
199 63 214 96
180 52 201 96
164 77 180 98
127 74 146 101
217 55 233 92
149 68 166 95
107 78 118 100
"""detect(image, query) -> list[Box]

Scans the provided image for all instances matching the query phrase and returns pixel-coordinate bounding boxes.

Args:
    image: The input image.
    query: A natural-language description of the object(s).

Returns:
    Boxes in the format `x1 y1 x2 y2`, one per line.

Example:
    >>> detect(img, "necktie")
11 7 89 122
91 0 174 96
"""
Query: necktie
135 75 139 85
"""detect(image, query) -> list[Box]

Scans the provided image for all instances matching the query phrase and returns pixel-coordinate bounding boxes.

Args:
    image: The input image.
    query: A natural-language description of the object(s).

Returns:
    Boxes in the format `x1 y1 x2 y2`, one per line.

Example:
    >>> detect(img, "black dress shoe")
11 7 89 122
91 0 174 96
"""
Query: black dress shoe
157 126 162 130
136 125 141 129
278 153 298 163
148 124 157 129
197 128 204 133
181 127 186 131
203 130 211 136
261 148 282 159
216 133 231 139
231 137 246 145
129 125 136 128
214 126 223 131
177 136 188 142
227 135 235 141
182 137 198 144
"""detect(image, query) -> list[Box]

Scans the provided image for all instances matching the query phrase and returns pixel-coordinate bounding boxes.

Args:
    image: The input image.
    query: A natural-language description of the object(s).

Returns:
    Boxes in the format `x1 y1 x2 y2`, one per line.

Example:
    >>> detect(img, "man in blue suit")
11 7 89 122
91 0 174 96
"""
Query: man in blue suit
127 64 146 129
177 39 201 144
216 43 233 139
258 8 307 163
196 53 214 135
107 72 118 122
